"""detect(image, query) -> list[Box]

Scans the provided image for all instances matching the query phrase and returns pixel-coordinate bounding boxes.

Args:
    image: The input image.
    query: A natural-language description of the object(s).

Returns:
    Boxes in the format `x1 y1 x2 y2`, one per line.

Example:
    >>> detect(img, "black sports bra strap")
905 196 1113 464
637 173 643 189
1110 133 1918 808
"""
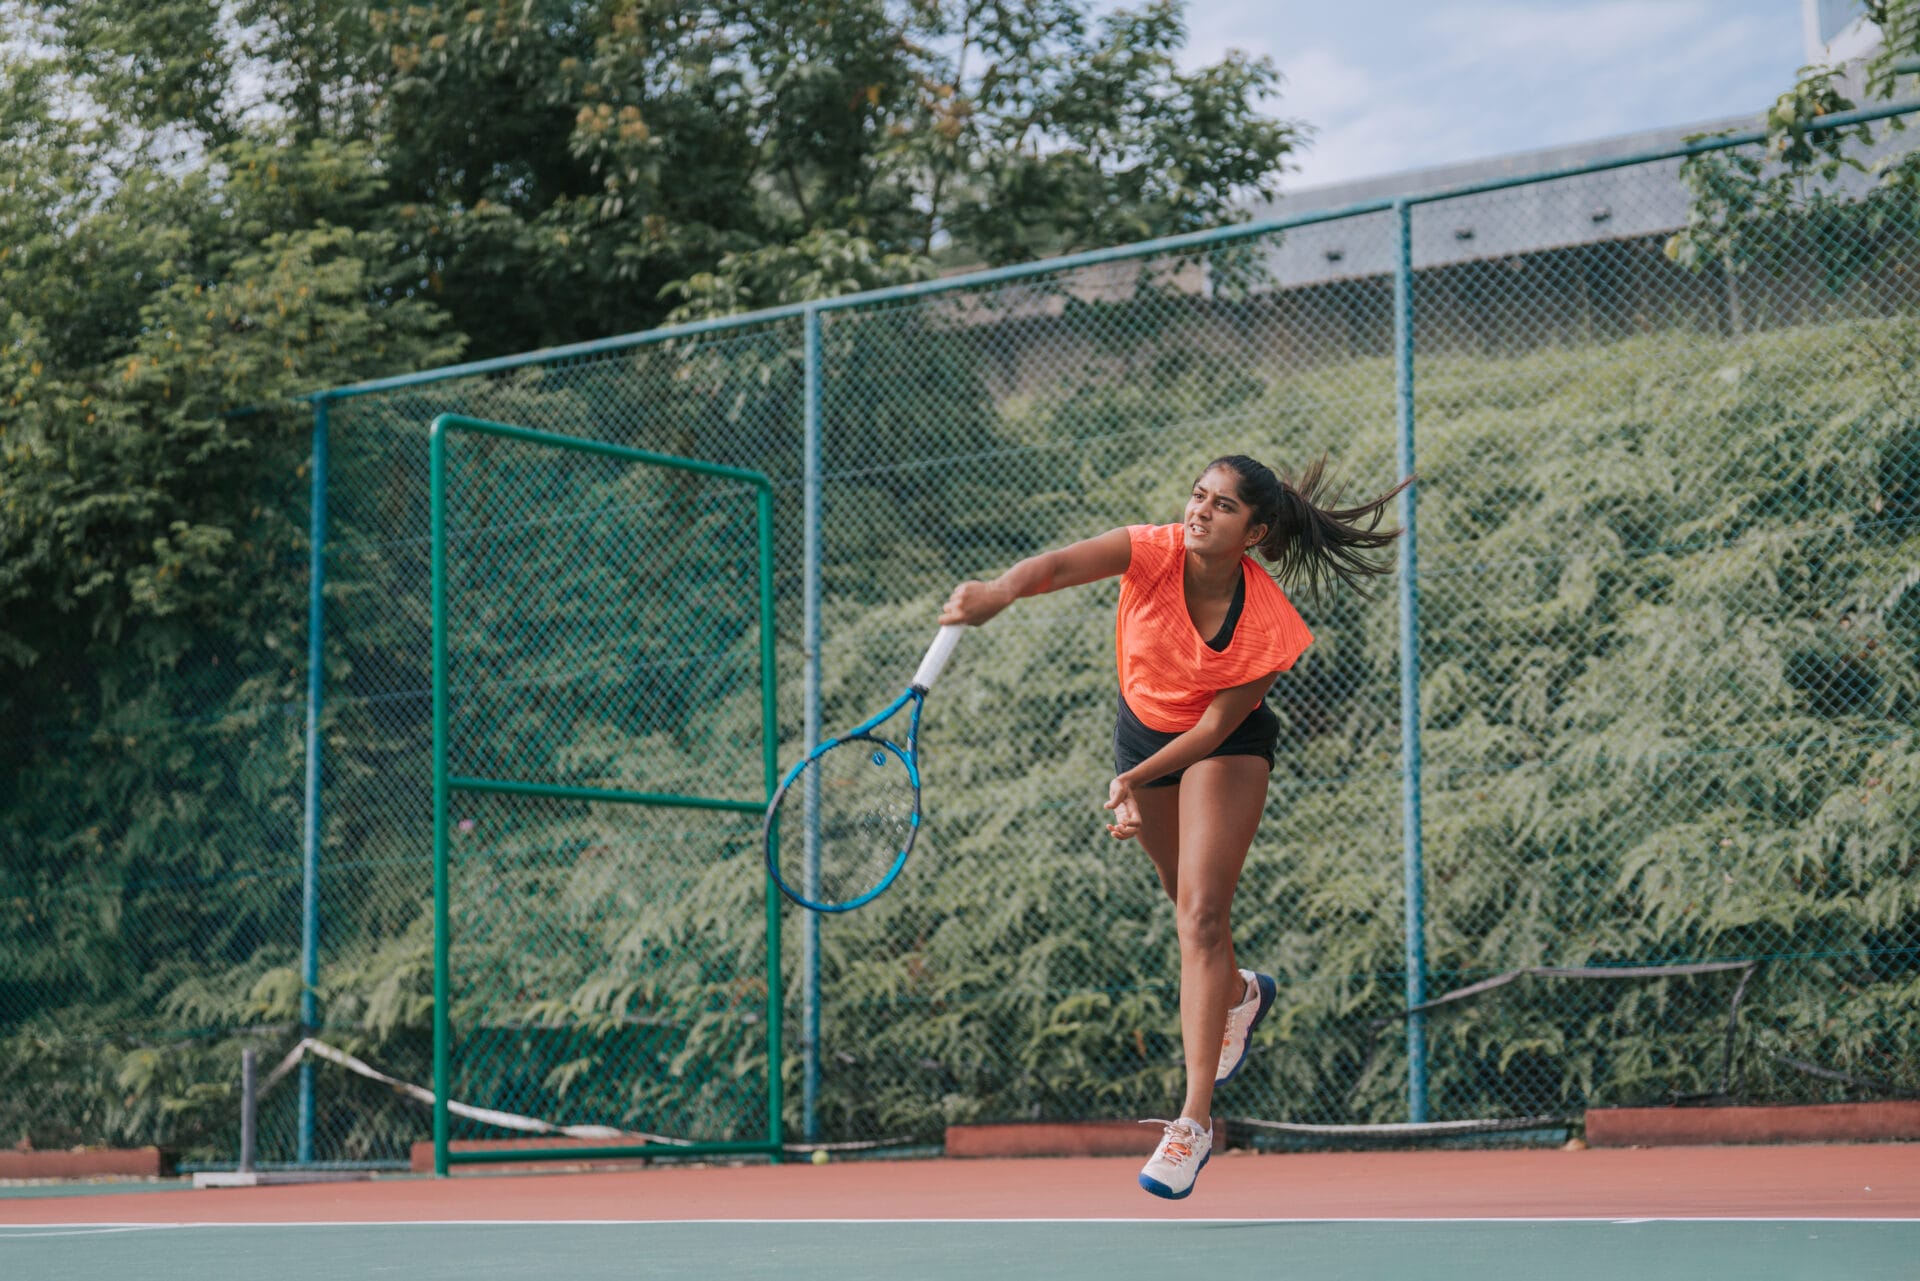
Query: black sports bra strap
1206 573 1247 653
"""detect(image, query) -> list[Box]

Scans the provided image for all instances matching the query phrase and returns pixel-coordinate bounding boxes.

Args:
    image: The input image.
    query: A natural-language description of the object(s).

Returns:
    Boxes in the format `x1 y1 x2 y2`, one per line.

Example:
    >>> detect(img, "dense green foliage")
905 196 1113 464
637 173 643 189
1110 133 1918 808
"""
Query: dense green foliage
818 311 1919 1135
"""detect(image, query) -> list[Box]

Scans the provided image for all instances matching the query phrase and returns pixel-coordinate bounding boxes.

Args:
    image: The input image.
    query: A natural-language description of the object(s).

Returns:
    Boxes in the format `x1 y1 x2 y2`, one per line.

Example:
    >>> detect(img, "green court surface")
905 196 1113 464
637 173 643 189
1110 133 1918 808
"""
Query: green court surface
0 1180 197 1200
2 1220 1916 1280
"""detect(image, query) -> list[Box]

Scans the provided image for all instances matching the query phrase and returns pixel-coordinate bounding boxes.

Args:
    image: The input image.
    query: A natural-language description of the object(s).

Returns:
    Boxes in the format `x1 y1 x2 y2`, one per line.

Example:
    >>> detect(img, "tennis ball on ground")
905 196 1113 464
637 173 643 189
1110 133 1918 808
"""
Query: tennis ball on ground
811 1149 830 1165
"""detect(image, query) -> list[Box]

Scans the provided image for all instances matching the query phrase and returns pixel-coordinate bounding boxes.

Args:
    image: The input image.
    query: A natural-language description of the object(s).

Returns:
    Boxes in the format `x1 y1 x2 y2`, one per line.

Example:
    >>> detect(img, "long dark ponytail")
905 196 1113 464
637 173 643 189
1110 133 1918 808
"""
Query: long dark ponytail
1207 454 1413 600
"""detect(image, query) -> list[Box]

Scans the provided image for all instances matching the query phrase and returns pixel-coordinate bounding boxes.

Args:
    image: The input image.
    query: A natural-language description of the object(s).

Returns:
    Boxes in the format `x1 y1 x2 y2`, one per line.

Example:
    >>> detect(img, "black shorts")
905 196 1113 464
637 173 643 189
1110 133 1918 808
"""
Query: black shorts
1113 692 1280 789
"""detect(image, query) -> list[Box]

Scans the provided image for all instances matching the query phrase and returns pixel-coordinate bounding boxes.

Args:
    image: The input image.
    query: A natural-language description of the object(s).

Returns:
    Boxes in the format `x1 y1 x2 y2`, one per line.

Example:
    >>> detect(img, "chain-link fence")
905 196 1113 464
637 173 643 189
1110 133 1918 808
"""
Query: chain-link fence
0 391 319 1167
5 102 1918 1165
429 415 782 1167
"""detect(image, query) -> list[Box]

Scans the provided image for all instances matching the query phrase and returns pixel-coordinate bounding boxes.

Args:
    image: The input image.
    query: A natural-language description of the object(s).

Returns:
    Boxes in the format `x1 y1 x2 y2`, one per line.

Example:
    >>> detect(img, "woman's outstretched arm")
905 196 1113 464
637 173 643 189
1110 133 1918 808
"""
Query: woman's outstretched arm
939 527 1132 627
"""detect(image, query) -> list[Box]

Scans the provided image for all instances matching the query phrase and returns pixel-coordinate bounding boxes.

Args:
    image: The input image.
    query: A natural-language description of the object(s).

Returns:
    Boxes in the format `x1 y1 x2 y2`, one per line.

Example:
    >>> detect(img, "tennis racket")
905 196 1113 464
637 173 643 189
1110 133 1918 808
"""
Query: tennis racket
763 625 964 912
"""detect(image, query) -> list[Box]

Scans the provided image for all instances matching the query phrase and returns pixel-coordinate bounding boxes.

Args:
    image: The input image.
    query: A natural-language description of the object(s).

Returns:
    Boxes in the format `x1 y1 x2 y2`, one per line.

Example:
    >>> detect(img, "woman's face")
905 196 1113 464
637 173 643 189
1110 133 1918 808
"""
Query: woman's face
1184 466 1265 554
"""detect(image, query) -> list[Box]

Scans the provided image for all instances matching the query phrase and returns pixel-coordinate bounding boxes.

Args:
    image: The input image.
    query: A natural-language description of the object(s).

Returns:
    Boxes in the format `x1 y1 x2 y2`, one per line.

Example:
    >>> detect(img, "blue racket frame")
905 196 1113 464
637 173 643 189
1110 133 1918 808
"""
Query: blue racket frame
764 625 962 913
762 691 926 913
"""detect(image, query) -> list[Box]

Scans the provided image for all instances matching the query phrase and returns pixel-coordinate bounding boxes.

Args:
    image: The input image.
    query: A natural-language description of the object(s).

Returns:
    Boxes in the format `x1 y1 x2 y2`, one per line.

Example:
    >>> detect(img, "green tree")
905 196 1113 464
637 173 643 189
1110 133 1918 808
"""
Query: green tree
1667 0 1920 275
0 4 458 1153
18 1 1302 348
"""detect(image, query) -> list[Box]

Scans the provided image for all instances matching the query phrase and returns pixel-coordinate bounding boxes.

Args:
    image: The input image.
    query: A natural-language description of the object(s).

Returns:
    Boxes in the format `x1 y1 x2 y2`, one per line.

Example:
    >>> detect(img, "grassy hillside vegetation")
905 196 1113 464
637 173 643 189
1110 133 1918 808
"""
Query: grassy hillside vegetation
797 310 1920 1136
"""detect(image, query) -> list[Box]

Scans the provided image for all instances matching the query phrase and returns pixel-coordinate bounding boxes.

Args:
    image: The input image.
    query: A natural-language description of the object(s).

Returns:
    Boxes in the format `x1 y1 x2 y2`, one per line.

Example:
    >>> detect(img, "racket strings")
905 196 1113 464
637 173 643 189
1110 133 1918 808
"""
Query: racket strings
777 737 917 908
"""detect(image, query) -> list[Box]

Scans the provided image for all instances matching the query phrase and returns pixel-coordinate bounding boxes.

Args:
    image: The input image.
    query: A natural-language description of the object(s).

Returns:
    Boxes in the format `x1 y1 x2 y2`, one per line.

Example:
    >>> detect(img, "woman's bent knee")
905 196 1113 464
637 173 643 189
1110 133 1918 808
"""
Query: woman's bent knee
1175 900 1232 949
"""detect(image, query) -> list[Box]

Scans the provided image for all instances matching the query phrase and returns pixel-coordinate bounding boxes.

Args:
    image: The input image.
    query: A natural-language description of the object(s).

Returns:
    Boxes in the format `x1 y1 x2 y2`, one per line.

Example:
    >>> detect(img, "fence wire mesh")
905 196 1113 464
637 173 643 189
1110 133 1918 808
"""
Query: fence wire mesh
433 420 778 1151
5 112 1918 1165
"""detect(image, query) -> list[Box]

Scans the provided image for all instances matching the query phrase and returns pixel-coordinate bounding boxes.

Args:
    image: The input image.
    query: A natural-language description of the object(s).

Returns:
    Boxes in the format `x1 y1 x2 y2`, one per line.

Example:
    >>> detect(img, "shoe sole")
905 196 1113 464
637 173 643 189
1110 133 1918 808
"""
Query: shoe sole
1138 1150 1211 1200
1214 972 1277 1086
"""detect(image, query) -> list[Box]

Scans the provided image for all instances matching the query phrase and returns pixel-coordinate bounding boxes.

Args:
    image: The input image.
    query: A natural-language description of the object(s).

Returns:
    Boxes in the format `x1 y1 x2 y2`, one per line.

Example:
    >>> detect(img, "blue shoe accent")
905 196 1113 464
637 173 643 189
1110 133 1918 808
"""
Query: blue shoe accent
1138 1149 1210 1200
1215 971 1277 1086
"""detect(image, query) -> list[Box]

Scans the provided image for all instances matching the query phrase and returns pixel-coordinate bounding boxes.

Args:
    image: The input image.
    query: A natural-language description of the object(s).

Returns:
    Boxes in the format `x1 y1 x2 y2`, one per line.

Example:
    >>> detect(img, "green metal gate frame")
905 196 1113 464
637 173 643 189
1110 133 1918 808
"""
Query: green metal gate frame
427 412 785 1175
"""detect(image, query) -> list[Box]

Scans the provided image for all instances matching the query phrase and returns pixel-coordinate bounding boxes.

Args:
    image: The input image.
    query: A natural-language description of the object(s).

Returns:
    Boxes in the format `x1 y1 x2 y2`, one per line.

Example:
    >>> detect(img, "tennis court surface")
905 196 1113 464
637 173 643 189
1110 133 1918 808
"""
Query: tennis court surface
4 1143 1915 1280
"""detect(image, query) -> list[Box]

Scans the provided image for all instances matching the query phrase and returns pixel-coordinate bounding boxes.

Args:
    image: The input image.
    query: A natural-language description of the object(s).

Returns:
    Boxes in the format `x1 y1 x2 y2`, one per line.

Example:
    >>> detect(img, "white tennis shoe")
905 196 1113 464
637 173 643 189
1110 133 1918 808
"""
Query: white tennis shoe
1137 1117 1212 1199
1216 968 1277 1085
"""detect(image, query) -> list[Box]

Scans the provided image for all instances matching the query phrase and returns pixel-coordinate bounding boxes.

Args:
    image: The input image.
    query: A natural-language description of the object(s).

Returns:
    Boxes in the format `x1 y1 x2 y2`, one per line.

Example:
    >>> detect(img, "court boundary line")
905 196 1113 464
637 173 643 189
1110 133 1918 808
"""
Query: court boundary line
0 1225 187 1237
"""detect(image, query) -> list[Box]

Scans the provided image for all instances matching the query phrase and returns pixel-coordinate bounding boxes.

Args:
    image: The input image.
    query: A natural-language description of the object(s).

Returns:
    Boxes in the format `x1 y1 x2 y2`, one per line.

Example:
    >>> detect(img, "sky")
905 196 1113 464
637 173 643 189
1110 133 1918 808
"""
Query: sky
1166 0 1815 190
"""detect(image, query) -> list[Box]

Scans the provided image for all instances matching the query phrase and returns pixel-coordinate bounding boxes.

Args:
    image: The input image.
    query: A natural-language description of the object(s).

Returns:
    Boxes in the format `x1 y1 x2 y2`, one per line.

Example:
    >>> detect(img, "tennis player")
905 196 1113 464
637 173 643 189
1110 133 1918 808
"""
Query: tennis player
939 454 1410 1199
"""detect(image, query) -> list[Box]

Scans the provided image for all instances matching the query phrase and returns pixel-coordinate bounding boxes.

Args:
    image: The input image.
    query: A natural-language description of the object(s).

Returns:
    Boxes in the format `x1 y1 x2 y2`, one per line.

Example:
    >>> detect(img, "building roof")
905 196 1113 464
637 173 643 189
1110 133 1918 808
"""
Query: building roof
1246 112 1761 286
1245 59 1909 288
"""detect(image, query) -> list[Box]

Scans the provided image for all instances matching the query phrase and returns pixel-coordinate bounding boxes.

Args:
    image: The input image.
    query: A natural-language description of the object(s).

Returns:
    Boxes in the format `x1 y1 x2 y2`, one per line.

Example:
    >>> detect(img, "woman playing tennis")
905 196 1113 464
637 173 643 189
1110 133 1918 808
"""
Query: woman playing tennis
939 453 1409 1200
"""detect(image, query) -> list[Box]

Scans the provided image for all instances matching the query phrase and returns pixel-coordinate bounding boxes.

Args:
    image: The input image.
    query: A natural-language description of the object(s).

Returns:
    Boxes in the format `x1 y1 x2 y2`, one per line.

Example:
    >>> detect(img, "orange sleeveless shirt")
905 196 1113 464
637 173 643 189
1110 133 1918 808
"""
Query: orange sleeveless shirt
1116 523 1314 733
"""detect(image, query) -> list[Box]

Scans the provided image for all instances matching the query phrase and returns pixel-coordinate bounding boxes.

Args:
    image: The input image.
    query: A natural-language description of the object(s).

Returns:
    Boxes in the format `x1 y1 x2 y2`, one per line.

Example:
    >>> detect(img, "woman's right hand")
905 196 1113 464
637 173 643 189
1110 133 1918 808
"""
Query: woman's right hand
1104 775 1142 842
939 579 1013 627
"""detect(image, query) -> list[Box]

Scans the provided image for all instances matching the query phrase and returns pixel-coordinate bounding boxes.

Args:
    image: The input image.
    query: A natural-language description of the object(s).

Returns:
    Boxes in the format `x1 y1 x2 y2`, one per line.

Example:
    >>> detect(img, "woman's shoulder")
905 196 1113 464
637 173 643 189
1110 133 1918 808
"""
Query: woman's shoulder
1241 563 1314 655
1123 523 1184 580
1127 522 1184 554
1240 562 1295 611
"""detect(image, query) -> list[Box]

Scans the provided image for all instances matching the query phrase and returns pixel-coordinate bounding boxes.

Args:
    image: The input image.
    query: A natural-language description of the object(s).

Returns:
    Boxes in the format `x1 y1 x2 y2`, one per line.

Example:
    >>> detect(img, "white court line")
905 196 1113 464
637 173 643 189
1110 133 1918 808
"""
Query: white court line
0 1225 183 1238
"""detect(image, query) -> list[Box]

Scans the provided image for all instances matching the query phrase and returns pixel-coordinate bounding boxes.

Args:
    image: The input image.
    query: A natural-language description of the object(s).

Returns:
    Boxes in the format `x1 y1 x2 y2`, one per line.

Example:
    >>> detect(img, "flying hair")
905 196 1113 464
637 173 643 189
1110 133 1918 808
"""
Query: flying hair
1205 454 1414 601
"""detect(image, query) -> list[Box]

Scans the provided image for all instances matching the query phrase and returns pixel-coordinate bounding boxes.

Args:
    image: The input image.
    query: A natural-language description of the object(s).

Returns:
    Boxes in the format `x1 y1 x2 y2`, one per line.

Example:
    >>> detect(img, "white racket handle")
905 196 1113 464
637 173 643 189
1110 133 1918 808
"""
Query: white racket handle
910 625 966 692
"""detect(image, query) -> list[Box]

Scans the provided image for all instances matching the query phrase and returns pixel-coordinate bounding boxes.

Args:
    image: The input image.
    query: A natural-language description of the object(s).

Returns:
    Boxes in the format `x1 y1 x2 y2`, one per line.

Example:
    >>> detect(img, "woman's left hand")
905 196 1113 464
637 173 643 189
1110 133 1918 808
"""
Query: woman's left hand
1104 776 1141 841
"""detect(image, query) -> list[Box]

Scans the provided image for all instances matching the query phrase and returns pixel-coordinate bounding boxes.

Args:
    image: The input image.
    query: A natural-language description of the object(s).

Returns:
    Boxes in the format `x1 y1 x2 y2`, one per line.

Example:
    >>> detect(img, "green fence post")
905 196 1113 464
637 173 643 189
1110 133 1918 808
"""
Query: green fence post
759 483 786 1162
429 416 451 1177
801 303 823 1142
299 394 330 1163
1393 199 1429 1123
